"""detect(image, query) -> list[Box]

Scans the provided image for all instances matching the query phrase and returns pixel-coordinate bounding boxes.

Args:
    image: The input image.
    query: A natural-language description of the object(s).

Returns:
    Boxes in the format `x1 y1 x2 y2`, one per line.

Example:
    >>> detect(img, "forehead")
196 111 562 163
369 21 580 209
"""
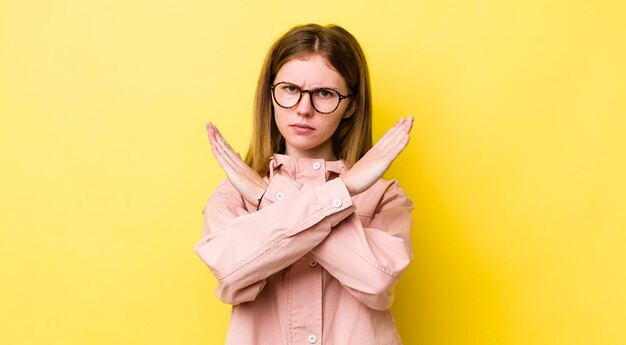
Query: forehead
275 54 348 90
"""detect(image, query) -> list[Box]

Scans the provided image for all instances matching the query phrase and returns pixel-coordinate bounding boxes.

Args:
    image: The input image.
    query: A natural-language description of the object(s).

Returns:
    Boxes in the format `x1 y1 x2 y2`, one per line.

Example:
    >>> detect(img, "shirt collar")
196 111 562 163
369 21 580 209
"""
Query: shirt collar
269 153 346 180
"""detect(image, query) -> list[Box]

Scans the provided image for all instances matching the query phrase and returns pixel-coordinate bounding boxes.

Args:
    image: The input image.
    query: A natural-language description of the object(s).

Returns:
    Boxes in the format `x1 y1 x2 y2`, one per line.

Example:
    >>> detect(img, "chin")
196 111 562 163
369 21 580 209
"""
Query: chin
284 137 321 150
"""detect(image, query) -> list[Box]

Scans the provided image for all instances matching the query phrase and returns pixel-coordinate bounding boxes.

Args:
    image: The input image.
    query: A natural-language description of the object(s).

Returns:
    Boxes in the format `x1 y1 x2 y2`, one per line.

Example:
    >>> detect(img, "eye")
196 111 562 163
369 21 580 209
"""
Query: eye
281 84 300 94
316 89 334 98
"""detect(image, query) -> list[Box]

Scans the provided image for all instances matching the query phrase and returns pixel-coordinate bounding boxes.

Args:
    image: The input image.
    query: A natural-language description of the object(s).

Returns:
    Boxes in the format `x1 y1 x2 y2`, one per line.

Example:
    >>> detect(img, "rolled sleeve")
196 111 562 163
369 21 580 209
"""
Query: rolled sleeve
310 180 414 310
194 177 355 304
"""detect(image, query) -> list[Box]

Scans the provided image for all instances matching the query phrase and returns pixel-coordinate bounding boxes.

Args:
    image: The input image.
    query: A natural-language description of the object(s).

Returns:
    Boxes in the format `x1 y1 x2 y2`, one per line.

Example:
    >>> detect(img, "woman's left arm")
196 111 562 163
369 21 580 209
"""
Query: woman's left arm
310 179 414 311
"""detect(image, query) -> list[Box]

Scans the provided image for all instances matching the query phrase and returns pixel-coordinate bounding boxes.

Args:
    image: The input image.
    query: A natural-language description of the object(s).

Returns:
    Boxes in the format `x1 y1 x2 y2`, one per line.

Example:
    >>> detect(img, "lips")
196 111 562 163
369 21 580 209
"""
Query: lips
290 123 314 130
290 123 315 134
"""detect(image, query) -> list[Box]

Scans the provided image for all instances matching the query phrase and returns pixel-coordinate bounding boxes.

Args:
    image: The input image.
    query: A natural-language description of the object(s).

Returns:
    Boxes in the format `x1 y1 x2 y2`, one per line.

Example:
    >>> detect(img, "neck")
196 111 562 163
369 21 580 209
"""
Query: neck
284 143 337 161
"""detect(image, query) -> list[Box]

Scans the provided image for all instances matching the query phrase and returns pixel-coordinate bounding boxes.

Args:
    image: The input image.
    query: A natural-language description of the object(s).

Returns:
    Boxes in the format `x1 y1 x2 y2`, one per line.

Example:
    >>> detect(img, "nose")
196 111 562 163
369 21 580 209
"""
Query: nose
295 91 314 116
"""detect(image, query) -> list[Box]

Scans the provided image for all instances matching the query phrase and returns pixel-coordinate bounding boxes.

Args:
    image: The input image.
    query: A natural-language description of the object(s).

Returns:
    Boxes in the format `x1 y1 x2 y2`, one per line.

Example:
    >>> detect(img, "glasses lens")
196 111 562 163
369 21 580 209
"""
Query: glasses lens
312 89 340 113
274 83 301 108
273 83 342 114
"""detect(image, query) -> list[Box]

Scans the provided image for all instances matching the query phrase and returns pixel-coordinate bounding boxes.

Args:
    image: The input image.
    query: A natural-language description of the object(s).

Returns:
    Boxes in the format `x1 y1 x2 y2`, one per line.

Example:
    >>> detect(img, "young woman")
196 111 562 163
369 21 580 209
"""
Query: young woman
195 24 414 345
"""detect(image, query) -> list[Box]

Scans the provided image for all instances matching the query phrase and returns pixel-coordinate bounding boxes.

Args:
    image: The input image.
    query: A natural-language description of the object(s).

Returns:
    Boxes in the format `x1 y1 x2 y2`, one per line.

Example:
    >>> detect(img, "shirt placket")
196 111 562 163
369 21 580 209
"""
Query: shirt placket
289 255 322 344
287 159 327 345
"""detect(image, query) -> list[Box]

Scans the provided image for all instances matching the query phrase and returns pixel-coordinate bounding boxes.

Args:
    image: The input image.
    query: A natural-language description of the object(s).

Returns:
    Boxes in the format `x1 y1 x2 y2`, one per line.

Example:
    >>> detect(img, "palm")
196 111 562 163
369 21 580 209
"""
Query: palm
340 116 413 195
206 122 268 205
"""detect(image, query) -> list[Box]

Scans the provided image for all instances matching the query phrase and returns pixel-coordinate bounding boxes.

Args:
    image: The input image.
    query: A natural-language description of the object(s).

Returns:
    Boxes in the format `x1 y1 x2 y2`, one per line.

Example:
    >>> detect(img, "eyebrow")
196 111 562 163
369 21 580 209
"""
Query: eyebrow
276 81 341 91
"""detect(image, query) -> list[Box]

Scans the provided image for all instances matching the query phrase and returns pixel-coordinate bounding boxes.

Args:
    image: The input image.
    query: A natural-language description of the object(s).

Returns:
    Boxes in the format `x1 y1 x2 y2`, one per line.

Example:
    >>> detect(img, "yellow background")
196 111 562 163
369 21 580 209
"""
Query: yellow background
1 0 625 344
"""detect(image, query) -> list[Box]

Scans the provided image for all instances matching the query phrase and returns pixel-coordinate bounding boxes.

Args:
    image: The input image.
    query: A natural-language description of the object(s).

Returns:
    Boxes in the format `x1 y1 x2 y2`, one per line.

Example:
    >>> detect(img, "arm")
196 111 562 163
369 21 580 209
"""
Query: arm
194 175 354 305
310 180 413 310
197 116 413 305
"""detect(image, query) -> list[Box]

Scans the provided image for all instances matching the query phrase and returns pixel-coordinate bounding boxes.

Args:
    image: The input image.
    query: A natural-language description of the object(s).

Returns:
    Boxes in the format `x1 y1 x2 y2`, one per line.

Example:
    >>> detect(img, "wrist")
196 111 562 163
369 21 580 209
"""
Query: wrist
339 176 355 196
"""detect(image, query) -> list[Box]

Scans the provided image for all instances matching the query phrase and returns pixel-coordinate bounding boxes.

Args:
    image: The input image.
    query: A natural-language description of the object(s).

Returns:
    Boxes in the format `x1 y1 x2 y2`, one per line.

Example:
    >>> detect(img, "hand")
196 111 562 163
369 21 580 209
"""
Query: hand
206 121 269 205
340 116 414 195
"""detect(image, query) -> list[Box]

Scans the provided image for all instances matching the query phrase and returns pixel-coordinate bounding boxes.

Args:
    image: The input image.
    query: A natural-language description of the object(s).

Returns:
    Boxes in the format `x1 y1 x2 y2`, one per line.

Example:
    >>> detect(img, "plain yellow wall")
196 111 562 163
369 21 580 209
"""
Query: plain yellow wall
1 0 625 344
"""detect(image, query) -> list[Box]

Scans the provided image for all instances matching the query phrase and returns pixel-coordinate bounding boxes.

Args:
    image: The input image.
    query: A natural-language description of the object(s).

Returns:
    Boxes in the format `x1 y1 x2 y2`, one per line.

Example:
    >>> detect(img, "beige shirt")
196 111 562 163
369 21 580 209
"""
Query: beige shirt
195 154 414 345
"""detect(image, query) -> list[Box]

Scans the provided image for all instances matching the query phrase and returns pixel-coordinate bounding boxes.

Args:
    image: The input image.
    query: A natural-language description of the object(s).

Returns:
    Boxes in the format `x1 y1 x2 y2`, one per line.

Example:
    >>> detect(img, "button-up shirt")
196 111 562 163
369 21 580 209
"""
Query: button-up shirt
195 154 414 344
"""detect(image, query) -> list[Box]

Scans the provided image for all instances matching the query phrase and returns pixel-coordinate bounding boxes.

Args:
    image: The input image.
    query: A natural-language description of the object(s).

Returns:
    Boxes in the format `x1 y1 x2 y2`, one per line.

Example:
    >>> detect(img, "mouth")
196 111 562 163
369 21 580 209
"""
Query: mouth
290 123 315 134
290 123 315 130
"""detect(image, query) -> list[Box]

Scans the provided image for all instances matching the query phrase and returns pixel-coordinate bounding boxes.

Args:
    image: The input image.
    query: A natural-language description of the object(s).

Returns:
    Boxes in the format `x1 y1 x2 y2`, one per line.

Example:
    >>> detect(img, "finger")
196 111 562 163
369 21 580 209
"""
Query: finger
207 122 219 147
206 121 212 139
375 117 408 152
390 130 411 156
209 125 263 186
211 133 266 199
367 126 400 158
212 126 239 161
207 121 218 139
210 133 229 164
209 125 236 166
393 134 411 157
213 126 238 154
209 124 242 168
389 116 413 140
207 124 251 183
377 117 405 145
381 117 410 143
211 142 234 174
213 128 252 172
402 115 414 134
213 138 240 176
391 118 412 151
389 127 409 150
214 135 240 170
375 124 411 159
207 124 220 153
214 131 248 172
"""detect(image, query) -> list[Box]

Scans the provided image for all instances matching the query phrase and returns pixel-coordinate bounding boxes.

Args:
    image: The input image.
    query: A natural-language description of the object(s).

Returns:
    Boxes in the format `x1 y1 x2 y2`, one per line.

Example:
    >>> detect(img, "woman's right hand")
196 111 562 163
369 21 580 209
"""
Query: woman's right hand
206 121 269 205
340 116 414 195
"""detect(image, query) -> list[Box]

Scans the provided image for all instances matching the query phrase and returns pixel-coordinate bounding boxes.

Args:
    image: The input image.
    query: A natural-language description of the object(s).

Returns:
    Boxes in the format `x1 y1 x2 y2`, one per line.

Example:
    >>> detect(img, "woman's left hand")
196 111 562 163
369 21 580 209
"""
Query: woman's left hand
340 116 413 196
206 121 269 205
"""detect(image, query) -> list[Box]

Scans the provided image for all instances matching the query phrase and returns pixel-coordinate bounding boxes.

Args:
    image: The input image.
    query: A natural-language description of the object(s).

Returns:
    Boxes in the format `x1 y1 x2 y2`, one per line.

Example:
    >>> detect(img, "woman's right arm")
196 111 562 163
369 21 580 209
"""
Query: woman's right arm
195 175 354 305
197 116 413 305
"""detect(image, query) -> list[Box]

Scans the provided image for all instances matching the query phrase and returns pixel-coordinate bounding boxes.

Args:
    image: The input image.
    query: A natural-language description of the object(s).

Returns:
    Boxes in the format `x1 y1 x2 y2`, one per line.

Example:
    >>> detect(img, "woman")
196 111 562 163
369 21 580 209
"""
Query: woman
195 23 414 344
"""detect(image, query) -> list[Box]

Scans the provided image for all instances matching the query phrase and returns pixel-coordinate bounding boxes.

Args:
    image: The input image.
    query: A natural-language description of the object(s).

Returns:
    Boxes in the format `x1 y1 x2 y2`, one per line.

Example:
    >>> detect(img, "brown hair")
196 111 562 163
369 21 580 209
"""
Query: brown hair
245 24 373 176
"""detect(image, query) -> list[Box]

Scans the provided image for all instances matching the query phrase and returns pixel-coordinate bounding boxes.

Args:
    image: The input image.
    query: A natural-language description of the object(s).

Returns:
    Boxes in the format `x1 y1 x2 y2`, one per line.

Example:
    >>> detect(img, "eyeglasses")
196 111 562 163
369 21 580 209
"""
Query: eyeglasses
270 82 354 114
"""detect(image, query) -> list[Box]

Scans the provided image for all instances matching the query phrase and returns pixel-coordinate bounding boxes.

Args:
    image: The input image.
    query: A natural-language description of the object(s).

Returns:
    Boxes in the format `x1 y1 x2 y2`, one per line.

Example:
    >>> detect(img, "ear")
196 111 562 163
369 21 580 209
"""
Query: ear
342 98 357 119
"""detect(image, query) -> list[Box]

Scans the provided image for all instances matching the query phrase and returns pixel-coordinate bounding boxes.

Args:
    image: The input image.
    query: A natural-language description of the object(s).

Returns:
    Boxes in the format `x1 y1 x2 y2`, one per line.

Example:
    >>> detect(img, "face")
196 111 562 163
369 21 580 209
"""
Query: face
272 54 354 161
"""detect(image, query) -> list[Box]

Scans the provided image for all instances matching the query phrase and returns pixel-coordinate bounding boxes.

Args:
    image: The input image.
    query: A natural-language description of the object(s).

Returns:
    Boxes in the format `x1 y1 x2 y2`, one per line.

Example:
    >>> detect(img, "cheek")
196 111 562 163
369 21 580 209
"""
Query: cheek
319 117 344 139
273 108 289 133
335 101 352 119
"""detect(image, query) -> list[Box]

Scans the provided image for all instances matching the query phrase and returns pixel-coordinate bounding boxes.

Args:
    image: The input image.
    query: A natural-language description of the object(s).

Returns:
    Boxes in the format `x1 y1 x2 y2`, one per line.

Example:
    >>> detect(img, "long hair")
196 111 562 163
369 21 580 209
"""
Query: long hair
245 24 373 176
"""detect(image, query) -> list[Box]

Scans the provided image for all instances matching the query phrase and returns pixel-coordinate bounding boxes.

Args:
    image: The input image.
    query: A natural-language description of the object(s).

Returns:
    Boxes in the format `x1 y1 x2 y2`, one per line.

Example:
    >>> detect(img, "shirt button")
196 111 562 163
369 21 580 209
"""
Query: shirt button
276 192 284 200
312 162 321 170
308 334 317 344
332 199 342 208
309 260 318 267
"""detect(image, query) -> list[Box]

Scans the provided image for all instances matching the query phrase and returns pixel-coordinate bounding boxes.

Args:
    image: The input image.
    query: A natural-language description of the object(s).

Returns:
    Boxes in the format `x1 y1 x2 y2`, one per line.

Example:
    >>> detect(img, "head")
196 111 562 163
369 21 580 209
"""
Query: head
245 23 373 176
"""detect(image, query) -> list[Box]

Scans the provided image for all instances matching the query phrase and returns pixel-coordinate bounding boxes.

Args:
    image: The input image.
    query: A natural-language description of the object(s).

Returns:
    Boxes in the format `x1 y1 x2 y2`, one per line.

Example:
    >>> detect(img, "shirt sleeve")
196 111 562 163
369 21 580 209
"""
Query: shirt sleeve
310 179 414 311
194 175 355 305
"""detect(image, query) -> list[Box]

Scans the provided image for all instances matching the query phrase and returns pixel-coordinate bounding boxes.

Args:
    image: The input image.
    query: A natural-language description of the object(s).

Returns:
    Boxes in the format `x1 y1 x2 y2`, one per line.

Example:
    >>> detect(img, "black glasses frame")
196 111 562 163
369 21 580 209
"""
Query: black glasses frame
270 82 354 114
